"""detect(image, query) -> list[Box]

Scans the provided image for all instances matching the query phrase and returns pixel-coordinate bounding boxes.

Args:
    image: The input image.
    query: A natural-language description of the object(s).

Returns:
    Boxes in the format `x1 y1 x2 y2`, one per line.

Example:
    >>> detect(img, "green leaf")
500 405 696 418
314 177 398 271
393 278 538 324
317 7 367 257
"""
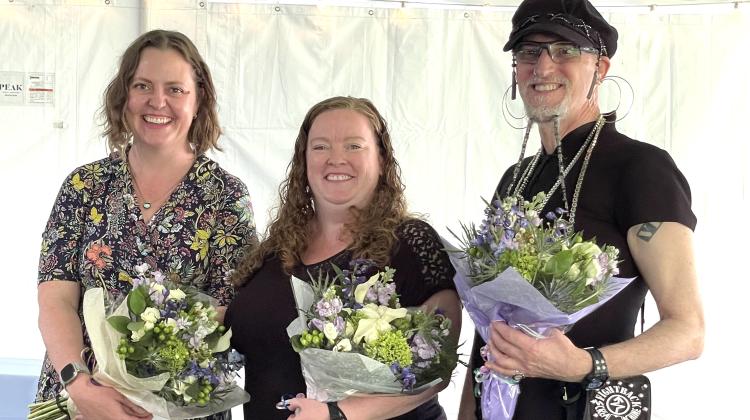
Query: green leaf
127 321 145 331
212 328 232 352
107 316 131 335
128 287 147 315
129 345 149 360
331 263 344 279
186 380 201 397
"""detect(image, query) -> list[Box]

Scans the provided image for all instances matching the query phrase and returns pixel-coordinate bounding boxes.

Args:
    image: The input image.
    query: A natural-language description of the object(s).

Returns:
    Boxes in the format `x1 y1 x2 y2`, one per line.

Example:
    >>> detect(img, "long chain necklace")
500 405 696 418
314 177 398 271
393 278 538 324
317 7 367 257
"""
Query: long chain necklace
510 115 605 225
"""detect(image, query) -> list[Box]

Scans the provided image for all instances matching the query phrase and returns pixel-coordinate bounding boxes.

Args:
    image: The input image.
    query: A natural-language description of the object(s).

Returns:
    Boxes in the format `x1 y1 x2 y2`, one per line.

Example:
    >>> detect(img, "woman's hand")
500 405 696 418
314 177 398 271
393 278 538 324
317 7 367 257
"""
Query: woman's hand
285 396 329 420
67 375 152 419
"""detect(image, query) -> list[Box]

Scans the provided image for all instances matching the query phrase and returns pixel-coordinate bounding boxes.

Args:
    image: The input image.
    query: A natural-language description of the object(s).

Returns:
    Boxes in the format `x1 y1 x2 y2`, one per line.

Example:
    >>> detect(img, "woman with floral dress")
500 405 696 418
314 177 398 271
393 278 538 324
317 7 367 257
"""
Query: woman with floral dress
35 30 257 419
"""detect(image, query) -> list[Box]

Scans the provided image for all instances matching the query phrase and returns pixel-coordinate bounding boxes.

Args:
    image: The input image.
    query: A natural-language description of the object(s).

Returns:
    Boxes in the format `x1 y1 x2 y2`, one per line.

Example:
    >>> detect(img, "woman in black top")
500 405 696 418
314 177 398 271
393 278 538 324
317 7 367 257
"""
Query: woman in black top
226 96 461 420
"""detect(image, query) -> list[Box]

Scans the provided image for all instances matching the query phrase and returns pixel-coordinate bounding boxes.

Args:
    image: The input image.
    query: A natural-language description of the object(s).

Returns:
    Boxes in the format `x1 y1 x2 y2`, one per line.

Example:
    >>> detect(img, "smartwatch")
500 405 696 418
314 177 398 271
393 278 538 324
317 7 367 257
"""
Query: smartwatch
582 347 609 390
59 362 90 389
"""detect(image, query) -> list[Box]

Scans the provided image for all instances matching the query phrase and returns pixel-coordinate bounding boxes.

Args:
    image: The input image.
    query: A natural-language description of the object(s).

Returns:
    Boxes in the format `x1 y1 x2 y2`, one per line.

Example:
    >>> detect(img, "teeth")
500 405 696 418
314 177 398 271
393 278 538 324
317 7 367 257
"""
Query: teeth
326 174 352 181
143 115 172 124
534 84 561 92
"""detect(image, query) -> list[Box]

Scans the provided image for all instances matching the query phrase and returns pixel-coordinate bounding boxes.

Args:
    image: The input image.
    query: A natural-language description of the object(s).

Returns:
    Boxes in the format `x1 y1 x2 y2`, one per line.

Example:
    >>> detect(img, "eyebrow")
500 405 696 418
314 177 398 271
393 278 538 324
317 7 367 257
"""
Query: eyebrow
131 76 190 86
308 136 367 142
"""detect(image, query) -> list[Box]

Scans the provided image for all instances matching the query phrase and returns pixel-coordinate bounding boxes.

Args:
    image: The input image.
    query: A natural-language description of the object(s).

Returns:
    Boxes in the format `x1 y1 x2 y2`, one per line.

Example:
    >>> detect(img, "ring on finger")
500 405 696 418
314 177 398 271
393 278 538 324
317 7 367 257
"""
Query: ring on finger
511 370 525 382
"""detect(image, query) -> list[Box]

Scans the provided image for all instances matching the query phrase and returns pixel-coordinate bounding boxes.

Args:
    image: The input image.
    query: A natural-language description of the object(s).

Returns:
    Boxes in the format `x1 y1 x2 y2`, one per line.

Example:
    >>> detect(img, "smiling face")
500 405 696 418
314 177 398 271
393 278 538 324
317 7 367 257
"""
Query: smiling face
515 33 605 125
305 109 383 213
124 47 199 150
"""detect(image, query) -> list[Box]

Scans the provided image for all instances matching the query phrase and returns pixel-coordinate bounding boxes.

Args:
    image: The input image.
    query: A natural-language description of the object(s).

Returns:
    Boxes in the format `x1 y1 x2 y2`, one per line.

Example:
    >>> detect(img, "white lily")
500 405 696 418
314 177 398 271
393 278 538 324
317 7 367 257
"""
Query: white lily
354 273 381 304
353 303 408 344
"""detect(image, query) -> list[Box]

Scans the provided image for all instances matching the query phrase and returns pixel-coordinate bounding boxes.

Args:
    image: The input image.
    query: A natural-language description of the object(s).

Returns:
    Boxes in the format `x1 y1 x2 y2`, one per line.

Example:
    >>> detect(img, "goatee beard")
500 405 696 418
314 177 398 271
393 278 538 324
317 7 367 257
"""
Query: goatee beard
525 103 569 123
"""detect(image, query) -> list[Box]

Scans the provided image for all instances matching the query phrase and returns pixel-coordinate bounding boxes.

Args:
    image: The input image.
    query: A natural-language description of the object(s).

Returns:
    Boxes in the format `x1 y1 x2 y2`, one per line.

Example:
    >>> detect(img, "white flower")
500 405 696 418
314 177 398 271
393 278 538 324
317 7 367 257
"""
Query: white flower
354 273 380 304
168 289 186 301
583 259 603 286
353 303 408 344
165 318 177 329
140 307 161 323
323 322 339 342
150 284 166 294
333 339 352 352
144 321 154 331
131 328 145 342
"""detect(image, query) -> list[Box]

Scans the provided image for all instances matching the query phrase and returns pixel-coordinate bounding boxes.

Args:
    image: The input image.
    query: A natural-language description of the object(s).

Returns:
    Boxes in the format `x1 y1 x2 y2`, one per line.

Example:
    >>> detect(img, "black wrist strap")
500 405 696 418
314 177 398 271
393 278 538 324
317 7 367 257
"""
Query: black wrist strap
582 346 609 389
327 401 348 420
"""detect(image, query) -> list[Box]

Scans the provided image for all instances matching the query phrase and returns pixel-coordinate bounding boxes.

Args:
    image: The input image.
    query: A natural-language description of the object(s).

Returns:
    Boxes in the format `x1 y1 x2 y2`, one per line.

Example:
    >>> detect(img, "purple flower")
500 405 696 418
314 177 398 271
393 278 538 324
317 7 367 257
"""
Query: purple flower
411 334 437 360
316 297 343 318
401 367 416 391
310 318 325 331
377 283 396 306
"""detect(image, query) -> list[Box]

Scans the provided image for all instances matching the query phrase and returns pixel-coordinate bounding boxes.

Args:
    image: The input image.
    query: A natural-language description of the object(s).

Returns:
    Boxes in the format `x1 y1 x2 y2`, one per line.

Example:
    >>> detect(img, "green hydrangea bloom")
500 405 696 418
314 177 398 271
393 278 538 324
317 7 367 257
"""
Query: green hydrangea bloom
157 340 190 374
364 330 413 367
499 250 541 281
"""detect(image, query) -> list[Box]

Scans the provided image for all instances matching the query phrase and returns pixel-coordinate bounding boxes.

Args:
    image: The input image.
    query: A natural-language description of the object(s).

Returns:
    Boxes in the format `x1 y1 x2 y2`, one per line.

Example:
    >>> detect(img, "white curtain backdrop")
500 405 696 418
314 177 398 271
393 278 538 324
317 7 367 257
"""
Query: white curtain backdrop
1 1 748 418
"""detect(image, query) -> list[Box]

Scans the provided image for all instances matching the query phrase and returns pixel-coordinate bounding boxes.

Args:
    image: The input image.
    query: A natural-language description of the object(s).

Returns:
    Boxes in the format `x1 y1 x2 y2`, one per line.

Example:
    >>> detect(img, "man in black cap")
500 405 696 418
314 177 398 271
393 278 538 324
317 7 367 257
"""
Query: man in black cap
459 1 705 419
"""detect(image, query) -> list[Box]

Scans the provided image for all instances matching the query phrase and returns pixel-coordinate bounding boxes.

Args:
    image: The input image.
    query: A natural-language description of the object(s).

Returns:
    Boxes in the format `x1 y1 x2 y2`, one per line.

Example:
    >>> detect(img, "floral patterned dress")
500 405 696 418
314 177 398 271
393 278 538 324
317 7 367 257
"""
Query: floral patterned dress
35 150 257 415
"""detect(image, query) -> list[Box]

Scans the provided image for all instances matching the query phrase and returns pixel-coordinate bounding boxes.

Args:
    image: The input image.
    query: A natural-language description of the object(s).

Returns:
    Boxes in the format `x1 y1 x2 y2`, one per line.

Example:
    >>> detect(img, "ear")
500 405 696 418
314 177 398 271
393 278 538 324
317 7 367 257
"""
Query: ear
597 56 611 81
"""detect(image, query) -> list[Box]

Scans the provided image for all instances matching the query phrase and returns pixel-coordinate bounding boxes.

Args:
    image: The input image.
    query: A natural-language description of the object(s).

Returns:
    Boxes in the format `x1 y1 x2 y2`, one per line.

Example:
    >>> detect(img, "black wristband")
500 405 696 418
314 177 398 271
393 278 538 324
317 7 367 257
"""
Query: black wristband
582 346 609 390
327 401 348 420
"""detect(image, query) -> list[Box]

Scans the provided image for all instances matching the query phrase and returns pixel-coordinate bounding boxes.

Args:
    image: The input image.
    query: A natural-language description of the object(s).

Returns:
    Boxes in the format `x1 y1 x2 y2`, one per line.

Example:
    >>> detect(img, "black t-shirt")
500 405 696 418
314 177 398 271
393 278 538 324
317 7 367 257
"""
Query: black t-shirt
226 218 456 420
472 119 696 419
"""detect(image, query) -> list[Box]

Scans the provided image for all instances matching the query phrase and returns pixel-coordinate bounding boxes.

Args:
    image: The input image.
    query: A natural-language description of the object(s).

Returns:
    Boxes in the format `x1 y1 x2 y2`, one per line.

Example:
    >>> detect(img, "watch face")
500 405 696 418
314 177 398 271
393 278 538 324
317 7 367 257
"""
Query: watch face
60 363 76 383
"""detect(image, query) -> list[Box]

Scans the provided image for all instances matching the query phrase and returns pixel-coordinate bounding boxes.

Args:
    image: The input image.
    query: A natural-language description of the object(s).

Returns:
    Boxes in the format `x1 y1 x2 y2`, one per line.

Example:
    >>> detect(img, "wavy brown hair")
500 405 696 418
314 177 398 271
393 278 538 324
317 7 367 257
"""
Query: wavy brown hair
232 96 408 286
100 29 221 155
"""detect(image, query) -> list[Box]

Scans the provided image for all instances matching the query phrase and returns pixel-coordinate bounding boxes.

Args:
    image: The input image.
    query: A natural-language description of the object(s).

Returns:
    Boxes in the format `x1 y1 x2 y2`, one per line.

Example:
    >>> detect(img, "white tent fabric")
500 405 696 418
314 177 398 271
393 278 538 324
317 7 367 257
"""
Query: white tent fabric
0 1 747 418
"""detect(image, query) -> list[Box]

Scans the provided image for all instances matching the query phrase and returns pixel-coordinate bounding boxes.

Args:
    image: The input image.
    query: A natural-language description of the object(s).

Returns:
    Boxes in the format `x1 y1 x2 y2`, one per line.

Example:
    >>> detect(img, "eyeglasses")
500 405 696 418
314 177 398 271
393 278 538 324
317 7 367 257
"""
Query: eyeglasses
513 42 599 64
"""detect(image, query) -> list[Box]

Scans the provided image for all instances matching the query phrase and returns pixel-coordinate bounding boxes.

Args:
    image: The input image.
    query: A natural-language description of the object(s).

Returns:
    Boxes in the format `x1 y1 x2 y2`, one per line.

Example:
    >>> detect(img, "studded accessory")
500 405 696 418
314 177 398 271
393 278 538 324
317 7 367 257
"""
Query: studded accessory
582 347 609 390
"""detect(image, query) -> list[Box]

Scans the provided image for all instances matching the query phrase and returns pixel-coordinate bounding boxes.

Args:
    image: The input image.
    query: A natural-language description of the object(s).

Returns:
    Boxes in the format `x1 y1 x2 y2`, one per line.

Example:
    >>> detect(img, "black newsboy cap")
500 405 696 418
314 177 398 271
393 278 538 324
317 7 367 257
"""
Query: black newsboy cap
503 0 618 58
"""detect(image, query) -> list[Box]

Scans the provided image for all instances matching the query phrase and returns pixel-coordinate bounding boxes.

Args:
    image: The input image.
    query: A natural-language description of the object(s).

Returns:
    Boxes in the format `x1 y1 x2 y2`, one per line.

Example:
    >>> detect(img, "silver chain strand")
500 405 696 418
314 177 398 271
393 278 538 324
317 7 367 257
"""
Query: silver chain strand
505 122 535 197
553 117 570 212
568 116 605 227
509 115 606 224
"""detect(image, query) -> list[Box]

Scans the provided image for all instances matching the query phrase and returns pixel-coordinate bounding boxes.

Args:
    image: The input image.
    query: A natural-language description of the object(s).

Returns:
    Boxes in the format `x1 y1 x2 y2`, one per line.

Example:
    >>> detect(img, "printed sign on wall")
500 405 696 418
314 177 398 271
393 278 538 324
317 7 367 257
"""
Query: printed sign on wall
0 71 25 105
27 73 55 105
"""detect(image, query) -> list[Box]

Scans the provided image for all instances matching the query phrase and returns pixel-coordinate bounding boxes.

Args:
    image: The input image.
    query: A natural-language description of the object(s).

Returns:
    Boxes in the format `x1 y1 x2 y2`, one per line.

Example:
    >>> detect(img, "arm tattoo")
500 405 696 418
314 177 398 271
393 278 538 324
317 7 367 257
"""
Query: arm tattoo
636 222 663 242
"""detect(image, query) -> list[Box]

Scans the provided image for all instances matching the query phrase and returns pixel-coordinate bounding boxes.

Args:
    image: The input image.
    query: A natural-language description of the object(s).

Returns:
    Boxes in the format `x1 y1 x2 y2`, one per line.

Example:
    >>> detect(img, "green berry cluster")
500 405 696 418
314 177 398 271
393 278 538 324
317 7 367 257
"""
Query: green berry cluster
195 379 214 406
117 338 135 358
299 329 324 348
154 324 177 344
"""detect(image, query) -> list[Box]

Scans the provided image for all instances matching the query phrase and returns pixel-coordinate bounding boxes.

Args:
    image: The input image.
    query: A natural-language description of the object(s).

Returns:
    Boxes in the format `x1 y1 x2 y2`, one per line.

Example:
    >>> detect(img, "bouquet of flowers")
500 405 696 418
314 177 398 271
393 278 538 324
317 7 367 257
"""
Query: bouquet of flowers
30 264 249 420
287 261 458 401
447 192 634 420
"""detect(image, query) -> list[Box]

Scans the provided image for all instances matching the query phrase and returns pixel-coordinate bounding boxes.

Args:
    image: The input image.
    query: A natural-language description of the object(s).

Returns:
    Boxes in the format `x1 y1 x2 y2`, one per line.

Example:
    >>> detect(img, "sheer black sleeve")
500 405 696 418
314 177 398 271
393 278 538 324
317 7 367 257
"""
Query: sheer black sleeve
389 218 456 307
